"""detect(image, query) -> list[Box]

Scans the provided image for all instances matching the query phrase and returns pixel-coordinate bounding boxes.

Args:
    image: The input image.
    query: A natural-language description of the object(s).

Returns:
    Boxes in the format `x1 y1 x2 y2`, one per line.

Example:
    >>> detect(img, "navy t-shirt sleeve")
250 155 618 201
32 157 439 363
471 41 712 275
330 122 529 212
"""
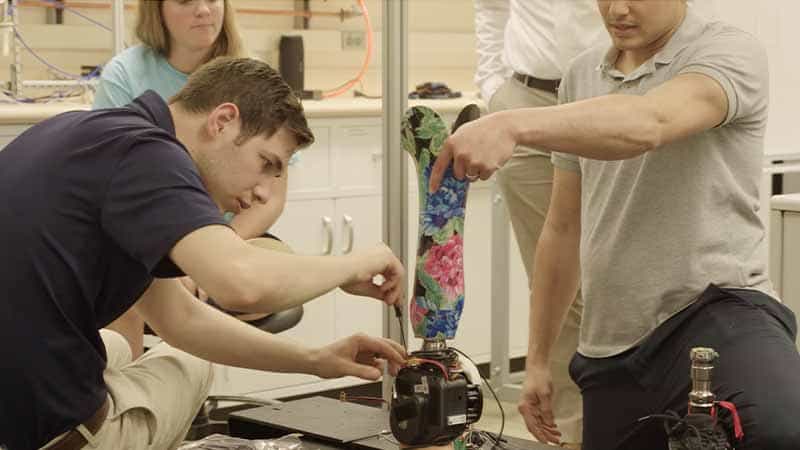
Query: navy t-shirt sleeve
101 136 228 276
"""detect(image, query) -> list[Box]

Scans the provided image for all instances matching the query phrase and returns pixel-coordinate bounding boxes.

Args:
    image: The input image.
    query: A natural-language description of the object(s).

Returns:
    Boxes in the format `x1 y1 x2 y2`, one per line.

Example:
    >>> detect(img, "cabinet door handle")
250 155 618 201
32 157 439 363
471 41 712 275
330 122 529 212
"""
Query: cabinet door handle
322 216 333 255
342 214 354 254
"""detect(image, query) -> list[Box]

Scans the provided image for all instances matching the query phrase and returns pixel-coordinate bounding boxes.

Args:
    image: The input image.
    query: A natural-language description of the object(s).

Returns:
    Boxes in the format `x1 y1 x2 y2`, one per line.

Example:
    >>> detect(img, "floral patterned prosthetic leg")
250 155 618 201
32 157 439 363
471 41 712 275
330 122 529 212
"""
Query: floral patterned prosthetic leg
390 106 484 447
402 105 476 340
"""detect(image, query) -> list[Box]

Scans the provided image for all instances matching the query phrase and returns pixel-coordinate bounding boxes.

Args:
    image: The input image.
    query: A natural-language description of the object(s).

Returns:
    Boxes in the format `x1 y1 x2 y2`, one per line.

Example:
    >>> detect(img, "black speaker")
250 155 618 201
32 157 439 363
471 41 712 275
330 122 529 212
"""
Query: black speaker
279 35 304 93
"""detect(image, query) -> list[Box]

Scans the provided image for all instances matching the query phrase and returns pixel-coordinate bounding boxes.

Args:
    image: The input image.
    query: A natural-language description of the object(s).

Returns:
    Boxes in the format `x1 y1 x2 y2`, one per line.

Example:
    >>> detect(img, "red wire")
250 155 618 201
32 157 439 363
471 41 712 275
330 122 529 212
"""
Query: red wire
713 401 744 441
414 358 449 380
322 0 373 99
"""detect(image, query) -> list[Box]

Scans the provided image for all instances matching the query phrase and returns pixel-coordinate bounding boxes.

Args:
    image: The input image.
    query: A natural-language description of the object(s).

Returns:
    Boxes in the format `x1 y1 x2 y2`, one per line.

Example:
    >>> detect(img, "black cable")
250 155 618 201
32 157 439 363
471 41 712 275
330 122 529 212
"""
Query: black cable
450 346 505 448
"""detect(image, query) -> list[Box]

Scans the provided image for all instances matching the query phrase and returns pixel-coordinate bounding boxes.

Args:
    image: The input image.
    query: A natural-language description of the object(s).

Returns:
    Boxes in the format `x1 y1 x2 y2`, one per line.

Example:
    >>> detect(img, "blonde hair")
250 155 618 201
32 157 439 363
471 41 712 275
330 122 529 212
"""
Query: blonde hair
135 0 245 60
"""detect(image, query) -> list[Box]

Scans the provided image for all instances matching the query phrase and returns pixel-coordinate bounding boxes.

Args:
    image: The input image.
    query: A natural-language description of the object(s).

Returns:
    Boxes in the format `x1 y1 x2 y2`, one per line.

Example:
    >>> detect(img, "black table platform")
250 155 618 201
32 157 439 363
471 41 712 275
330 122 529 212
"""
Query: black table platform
228 396 553 450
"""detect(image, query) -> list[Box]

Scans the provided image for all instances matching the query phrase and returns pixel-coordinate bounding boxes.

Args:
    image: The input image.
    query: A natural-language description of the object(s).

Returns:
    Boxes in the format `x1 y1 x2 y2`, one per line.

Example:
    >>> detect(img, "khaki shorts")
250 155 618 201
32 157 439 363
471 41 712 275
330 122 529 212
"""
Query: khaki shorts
40 330 213 450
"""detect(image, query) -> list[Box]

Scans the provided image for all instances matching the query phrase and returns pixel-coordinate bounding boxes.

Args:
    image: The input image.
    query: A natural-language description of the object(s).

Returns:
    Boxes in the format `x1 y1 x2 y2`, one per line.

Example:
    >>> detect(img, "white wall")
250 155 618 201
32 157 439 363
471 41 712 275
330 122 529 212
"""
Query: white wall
4 0 798 160
0 0 479 97
715 0 799 157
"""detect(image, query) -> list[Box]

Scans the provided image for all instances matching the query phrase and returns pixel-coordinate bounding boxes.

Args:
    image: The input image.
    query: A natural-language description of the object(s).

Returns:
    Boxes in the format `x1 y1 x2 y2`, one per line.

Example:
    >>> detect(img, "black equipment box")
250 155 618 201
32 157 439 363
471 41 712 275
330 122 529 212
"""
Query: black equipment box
228 396 552 450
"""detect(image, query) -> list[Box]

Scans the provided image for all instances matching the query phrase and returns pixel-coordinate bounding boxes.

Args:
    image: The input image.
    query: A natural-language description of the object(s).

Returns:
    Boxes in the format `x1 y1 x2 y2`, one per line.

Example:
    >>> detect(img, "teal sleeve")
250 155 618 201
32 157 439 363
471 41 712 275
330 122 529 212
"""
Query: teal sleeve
92 60 135 109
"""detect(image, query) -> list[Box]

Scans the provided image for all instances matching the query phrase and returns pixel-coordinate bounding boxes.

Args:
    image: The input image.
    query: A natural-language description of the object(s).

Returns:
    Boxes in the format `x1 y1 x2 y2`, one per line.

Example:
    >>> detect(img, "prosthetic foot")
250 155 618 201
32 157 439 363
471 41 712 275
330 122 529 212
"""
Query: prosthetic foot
390 105 484 447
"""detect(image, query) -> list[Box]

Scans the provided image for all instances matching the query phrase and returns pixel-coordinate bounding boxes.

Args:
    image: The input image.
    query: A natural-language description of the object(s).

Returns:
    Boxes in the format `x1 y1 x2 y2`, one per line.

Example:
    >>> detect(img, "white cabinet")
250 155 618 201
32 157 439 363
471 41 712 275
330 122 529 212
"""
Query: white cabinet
332 195 385 341
270 194 385 342
287 126 333 194
212 118 387 399
334 125 383 193
770 194 800 337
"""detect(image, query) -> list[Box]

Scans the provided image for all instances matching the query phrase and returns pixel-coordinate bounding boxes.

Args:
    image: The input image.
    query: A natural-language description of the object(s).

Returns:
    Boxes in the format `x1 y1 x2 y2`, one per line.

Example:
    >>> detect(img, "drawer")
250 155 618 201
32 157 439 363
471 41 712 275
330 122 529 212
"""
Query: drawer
287 125 331 193
333 125 382 191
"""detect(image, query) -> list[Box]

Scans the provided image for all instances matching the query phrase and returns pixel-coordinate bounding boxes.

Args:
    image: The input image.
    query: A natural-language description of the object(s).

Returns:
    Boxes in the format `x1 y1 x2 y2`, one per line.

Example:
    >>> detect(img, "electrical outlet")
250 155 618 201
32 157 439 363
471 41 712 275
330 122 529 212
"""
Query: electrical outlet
341 30 366 51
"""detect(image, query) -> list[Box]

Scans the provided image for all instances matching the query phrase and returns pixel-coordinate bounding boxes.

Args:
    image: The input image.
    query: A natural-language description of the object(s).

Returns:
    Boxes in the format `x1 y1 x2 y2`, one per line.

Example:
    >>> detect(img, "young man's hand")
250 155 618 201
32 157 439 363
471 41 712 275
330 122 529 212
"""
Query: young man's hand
340 243 405 305
518 364 563 445
311 333 407 380
429 112 516 192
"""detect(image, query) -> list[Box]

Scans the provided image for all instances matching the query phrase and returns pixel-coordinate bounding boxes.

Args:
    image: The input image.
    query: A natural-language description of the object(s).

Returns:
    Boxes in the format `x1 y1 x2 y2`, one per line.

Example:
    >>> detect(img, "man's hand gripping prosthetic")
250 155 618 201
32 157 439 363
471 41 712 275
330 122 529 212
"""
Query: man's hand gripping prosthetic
391 105 485 447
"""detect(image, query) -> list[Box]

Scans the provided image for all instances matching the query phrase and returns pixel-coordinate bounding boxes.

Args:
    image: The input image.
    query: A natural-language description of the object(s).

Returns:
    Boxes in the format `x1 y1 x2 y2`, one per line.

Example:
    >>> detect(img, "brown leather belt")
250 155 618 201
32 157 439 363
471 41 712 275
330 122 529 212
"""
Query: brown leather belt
513 72 560 94
47 398 109 450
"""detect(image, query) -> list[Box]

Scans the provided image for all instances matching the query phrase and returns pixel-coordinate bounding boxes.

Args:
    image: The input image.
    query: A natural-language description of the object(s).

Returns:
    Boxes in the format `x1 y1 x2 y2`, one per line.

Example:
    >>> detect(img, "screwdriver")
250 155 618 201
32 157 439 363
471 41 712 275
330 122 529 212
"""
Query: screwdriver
373 273 407 350
393 304 407 350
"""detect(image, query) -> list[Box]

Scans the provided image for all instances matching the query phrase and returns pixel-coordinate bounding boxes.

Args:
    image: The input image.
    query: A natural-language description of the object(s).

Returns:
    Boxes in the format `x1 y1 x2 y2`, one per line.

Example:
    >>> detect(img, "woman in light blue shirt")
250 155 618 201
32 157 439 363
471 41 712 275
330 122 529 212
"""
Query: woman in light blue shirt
95 0 290 357
94 0 243 109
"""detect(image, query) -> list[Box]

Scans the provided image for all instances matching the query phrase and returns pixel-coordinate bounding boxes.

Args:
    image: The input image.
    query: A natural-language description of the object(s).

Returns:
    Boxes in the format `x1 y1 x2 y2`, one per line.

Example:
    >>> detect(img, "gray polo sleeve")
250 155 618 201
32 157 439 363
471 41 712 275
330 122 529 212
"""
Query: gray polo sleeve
676 26 769 128
551 66 581 173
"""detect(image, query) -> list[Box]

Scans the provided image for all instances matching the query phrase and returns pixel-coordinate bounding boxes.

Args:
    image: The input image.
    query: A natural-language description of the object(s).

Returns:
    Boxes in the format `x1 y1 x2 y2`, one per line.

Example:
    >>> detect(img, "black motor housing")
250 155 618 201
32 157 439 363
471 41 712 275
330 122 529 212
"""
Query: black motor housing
390 361 482 446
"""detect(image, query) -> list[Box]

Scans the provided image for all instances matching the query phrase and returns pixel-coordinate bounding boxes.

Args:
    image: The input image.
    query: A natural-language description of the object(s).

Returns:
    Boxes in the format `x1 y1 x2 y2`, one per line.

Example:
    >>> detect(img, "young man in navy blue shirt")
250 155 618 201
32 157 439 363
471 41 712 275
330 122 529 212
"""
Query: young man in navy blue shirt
0 57 406 450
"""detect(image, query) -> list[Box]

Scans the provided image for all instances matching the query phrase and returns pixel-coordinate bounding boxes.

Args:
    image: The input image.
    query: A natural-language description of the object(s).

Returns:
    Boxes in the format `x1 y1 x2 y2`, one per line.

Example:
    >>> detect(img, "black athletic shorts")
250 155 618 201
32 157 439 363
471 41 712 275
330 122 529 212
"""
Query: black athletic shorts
569 284 800 450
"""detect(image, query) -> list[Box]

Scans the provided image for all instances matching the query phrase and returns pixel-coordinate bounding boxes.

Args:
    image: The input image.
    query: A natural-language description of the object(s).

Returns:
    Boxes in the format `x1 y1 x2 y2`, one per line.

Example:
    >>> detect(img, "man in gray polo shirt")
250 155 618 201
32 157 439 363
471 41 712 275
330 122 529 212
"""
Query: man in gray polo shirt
431 1 800 449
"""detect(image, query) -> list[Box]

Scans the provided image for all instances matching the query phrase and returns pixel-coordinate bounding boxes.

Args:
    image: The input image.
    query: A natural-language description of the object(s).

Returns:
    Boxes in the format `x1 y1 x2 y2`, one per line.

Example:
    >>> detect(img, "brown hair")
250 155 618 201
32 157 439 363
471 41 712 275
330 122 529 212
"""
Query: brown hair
171 57 314 149
135 0 245 60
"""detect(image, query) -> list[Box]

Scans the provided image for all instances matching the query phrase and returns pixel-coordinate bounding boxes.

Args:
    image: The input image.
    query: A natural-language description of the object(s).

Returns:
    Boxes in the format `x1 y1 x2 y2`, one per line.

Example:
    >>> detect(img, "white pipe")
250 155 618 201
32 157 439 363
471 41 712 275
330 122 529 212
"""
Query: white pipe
764 163 800 175
21 79 98 88
10 0 20 96
112 0 124 55
381 0 408 401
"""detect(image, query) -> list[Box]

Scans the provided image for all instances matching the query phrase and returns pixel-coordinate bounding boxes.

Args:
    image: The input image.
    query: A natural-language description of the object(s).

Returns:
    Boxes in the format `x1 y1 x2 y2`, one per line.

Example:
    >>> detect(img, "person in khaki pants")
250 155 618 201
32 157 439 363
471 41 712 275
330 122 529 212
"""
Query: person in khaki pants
489 79 584 450
88 329 213 450
473 1 609 446
1 57 406 450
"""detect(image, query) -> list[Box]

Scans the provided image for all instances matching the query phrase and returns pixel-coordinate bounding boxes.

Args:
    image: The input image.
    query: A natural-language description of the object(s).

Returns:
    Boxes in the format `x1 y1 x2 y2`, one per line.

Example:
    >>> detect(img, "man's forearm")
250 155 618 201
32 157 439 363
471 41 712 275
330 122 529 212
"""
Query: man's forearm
233 250 355 314
508 94 664 161
148 281 318 374
172 226 391 316
527 226 580 367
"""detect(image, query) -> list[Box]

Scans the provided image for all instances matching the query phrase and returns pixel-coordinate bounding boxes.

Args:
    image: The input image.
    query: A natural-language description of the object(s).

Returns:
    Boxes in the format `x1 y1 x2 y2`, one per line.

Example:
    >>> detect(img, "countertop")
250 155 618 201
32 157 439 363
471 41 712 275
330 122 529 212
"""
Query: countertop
772 194 800 212
0 95 486 125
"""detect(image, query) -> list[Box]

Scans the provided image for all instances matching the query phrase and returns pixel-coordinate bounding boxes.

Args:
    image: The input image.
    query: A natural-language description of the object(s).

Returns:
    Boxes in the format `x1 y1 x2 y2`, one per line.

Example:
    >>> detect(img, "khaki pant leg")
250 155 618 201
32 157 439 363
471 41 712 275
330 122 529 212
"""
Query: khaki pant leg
490 78 584 444
92 330 213 450
101 328 133 370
